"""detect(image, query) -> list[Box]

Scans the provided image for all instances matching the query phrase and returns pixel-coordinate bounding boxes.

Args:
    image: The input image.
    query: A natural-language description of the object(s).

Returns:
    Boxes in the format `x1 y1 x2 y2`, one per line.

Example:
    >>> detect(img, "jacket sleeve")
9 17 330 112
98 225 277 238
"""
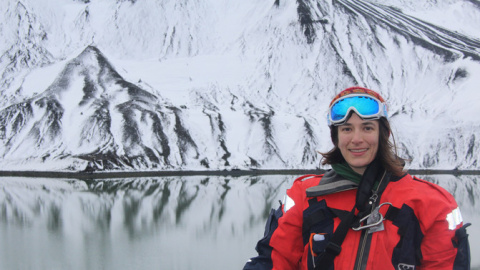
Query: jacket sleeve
415 178 471 270
243 178 308 270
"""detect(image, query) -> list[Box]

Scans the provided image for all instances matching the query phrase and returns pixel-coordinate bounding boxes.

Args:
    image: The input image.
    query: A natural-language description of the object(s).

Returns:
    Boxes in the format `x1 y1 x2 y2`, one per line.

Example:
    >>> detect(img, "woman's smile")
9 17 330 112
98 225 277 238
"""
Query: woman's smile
337 113 379 175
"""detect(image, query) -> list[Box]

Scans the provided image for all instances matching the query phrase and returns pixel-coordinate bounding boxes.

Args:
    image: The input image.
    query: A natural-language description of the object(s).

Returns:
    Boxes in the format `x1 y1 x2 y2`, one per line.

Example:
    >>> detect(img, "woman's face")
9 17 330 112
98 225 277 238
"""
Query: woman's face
337 113 379 175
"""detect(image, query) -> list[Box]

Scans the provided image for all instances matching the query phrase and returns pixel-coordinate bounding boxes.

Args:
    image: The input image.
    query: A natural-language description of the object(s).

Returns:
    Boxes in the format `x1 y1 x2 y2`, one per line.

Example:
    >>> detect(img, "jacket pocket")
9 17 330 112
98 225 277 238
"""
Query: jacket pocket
302 199 335 270
391 204 424 269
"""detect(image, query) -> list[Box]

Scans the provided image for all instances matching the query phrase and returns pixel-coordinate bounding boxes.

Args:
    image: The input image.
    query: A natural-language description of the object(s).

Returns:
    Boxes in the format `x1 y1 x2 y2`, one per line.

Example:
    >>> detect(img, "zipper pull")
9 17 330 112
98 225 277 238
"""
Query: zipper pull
368 193 378 206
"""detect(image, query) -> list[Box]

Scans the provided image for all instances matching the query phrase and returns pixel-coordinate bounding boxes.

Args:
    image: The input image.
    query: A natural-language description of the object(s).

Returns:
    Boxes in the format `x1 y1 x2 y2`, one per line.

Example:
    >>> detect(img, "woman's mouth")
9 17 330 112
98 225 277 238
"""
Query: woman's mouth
350 148 368 155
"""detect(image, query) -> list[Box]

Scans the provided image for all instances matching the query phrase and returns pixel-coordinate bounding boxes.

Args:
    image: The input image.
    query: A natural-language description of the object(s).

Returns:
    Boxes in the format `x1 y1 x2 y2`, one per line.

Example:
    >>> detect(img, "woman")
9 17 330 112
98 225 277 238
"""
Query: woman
243 87 470 270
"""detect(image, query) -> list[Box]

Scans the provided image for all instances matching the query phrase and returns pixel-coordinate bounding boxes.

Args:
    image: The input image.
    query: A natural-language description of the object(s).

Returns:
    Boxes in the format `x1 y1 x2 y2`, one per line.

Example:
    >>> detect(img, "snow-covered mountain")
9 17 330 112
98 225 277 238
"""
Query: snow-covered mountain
1 0 480 171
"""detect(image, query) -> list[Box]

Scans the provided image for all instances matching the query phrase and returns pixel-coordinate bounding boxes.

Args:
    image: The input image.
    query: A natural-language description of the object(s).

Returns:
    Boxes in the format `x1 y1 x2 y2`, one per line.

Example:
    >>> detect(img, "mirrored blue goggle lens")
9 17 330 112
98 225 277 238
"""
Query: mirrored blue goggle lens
330 96 380 121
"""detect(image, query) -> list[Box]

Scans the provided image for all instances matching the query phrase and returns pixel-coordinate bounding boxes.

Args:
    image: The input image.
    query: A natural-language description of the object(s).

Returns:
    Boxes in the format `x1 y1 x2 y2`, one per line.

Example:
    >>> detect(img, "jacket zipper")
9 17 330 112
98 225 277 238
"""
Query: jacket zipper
354 171 386 270
355 231 369 269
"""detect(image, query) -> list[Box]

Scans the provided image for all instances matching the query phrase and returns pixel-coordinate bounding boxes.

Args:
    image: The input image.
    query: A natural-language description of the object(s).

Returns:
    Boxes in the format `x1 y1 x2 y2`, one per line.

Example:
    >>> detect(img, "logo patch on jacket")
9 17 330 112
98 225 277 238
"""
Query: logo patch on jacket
446 207 463 230
283 195 295 213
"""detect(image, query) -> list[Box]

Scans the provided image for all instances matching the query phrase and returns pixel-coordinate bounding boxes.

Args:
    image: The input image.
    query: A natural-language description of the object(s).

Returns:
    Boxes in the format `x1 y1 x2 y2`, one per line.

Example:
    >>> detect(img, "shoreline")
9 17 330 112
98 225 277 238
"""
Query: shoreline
0 169 479 179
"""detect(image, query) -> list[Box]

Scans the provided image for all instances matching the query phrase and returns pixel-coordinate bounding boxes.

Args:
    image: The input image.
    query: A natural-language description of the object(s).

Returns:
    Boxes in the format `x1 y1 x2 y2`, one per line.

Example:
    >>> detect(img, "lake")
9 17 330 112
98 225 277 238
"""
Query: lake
0 174 478 269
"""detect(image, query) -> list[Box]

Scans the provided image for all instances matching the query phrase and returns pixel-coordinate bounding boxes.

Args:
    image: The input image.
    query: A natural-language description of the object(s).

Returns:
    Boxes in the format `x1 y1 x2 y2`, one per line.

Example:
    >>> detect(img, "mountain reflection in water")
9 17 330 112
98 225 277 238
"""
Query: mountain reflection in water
0 174 478 270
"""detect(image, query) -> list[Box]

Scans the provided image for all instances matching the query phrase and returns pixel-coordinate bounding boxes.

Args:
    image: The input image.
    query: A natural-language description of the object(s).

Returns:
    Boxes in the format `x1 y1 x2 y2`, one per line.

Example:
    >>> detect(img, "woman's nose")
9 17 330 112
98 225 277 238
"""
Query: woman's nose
351 130 363 143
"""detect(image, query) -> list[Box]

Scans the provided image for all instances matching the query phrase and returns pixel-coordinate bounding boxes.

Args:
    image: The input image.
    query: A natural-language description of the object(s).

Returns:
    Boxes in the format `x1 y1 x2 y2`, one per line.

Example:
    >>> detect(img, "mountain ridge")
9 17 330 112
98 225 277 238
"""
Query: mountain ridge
1 0 480 171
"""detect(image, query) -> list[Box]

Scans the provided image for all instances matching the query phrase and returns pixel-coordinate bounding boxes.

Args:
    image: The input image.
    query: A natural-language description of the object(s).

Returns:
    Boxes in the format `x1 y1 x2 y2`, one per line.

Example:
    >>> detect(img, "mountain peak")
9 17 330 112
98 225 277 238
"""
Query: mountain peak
0 46 205 171
43 45 123 98
1 0 480 172
74 45 119 74
80 45 101 56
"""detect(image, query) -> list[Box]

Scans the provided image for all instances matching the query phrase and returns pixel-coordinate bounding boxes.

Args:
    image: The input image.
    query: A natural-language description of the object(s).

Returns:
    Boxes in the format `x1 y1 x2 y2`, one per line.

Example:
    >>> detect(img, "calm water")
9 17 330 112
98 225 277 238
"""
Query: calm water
0 174 478 270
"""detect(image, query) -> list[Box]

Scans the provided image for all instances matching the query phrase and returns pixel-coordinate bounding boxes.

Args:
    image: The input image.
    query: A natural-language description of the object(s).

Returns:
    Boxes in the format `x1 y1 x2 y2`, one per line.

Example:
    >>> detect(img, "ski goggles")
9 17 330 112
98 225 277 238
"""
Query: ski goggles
327 94 388 126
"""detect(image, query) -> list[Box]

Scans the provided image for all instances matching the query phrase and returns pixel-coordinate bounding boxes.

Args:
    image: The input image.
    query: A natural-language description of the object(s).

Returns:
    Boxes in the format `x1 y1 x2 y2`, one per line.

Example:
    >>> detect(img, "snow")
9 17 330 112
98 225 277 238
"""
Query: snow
370 0 480 38
1 3 480 269
1 0 480 172
111 54 256 105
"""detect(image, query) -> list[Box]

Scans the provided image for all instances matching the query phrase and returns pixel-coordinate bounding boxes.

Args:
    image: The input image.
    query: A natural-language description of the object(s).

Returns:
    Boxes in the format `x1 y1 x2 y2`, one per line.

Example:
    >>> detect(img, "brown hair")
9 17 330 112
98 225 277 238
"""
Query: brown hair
320 117 405 176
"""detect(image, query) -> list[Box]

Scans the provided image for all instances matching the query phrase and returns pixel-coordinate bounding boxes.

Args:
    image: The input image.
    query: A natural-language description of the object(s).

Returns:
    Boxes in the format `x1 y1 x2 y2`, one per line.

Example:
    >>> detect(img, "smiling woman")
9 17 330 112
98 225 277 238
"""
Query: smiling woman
243 86 471 270
336 114 379 175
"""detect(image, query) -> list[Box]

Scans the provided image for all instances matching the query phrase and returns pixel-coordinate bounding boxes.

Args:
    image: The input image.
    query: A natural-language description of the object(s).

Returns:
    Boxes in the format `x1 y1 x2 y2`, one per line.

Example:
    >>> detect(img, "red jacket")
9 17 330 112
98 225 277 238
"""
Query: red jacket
244 171 470 270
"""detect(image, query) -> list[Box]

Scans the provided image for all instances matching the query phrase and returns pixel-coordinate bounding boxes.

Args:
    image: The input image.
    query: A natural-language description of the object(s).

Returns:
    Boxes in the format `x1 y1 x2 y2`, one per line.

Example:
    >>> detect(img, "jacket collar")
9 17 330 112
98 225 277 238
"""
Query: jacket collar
306 170 358 197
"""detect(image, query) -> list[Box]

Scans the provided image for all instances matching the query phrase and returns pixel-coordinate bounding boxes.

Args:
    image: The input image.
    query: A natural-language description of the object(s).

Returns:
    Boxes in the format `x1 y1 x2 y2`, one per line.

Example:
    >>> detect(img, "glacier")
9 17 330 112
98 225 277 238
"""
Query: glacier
1 0 480 172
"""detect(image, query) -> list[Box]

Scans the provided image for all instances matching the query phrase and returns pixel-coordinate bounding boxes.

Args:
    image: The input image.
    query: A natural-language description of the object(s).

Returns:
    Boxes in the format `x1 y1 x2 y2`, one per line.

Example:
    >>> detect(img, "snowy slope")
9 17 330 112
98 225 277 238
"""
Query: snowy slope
1 0 480 171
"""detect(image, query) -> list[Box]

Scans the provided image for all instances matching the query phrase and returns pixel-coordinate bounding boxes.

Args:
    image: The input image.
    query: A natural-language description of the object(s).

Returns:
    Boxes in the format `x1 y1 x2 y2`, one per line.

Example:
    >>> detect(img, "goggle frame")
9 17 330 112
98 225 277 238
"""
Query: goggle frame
327 94 388 126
